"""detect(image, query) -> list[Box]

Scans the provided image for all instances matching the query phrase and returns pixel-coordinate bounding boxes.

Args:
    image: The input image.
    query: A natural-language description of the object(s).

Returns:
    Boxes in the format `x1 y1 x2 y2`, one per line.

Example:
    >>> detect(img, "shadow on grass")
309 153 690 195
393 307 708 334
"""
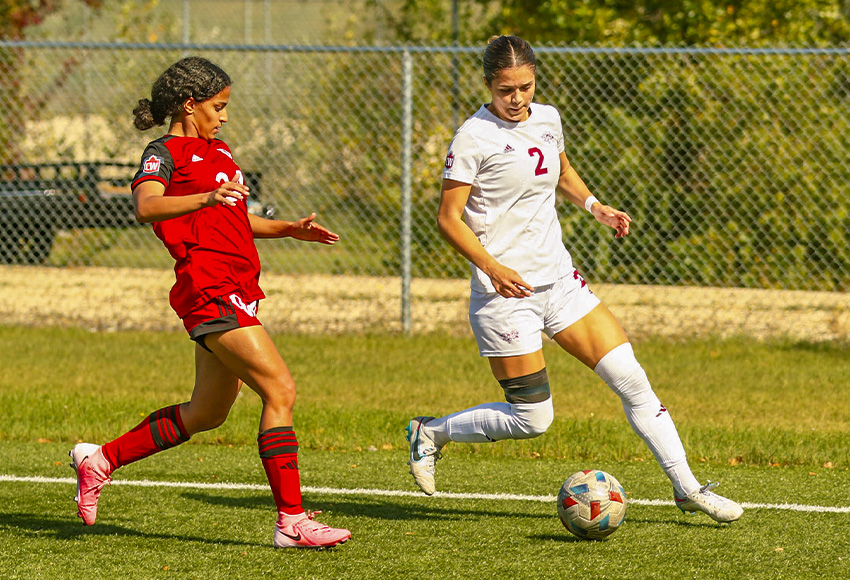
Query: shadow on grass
0 513 266 548
620 514 729 530
530 515 721 544
181 490 553 522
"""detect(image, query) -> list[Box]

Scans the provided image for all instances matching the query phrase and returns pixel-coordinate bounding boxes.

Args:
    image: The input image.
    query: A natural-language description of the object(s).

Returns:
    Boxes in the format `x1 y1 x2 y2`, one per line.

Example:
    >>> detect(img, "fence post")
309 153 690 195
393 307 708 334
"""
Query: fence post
401 49 413 335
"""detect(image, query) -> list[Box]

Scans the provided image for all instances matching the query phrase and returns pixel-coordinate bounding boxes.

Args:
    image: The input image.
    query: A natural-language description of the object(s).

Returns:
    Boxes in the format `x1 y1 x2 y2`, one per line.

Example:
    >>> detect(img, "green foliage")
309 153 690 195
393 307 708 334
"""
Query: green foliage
6 2 850 289
0 0 104 164
479 0 850 46
387 0 850 46
539 51 850 289
352 3 850 289
370 0 502 44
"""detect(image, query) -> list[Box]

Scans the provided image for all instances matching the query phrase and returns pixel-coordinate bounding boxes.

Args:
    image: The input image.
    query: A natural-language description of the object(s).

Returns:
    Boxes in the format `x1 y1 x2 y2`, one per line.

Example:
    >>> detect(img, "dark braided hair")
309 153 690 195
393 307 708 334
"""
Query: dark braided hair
133 56 231 131
482 35 536 83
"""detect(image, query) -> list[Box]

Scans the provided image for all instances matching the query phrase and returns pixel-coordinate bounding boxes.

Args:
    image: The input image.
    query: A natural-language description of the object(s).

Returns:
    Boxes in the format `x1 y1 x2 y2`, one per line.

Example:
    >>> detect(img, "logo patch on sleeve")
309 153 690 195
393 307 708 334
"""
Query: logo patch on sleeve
143 155 162 174
445 152 455 169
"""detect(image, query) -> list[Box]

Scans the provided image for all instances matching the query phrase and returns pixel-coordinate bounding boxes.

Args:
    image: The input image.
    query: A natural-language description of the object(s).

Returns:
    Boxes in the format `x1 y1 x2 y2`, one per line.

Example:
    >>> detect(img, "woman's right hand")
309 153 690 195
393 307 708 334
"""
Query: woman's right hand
205 181 250 207
485 262 534 299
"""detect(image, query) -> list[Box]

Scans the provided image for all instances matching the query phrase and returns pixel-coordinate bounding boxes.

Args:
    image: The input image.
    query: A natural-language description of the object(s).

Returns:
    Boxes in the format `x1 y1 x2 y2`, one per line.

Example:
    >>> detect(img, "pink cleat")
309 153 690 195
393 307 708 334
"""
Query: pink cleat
274 511 351 549
69 443 113 525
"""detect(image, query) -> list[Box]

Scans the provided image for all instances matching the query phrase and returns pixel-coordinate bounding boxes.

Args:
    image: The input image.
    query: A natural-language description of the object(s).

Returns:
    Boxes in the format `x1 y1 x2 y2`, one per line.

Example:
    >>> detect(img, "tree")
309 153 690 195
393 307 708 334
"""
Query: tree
0 0 103 164
380 1 850 290
480 0 850 46
383 0 850 46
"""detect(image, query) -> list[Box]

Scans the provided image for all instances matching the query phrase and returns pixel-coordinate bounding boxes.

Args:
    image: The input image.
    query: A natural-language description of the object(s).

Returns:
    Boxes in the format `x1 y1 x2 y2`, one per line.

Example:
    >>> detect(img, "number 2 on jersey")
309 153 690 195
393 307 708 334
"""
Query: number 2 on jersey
528 148 548 176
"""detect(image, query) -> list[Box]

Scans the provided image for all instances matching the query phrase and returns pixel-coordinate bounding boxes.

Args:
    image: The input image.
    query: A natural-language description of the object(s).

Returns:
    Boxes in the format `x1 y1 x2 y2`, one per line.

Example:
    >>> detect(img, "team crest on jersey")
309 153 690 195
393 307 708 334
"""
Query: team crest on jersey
499 329 520 344
445 152 455 169
142 155 162 174
217 148 233 160
541 131 557 144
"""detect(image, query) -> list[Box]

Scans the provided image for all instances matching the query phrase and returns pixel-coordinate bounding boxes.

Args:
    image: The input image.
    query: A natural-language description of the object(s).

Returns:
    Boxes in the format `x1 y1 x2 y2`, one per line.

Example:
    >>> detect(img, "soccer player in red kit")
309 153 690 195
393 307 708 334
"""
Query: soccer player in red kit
68 56 350 549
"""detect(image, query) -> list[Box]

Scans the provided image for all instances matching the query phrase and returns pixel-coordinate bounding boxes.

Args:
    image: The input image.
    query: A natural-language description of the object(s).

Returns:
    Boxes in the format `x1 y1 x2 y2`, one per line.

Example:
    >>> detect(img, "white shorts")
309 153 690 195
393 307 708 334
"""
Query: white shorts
469 270 601 358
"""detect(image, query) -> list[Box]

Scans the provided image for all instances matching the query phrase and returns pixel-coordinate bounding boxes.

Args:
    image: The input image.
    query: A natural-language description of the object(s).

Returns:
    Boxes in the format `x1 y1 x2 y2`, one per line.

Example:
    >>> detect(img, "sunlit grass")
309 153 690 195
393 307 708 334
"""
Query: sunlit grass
1 326 848 467
1 326 849 579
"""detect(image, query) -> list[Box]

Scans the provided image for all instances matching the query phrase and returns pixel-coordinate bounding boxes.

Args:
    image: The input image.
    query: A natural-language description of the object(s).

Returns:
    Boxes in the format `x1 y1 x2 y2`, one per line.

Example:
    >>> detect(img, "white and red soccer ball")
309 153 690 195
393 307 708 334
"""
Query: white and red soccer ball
557 469 627 540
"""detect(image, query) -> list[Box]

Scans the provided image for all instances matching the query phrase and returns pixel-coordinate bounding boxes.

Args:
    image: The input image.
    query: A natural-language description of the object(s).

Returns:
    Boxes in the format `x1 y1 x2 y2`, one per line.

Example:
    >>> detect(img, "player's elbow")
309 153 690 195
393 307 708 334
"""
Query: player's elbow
436 212 456 241
134 206 155 224
133 196 161 224
134 210 148 224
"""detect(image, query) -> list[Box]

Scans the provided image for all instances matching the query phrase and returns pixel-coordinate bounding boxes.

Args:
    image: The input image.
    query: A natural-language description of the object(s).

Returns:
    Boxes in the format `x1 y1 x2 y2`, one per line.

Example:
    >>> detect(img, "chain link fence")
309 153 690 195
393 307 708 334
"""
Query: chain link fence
1 41 848 340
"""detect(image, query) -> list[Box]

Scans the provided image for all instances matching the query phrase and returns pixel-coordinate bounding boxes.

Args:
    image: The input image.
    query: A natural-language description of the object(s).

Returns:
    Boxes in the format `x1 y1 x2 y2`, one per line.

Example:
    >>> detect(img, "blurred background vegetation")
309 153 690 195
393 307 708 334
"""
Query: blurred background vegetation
2 1 850 291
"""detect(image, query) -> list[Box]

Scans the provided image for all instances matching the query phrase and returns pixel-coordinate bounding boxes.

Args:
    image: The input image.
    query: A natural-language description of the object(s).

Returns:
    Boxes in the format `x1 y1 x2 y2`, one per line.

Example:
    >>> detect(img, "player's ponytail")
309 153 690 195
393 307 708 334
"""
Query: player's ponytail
132 98 156 131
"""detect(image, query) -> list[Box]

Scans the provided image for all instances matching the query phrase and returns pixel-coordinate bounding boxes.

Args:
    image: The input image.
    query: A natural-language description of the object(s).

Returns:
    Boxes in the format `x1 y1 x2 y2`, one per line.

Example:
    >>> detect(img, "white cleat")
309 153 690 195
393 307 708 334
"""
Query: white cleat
405 416 442 496
675 481 743 523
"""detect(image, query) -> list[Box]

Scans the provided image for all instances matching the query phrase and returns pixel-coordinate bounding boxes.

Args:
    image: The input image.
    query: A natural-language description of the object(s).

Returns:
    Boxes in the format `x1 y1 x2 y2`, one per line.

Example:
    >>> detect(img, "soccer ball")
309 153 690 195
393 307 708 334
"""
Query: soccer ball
557 469 627 540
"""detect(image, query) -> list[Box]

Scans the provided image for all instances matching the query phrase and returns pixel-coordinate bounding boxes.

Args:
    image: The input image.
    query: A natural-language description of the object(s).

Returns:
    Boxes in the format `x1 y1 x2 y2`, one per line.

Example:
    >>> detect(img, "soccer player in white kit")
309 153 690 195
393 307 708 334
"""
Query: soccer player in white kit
406 35 743 523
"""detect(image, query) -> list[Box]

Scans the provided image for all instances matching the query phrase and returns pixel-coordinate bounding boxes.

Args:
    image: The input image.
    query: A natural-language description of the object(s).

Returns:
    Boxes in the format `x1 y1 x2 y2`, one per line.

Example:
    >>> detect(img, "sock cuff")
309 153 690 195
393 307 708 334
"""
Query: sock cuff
498 368 551 404
149 404 190 450
258 426 298 458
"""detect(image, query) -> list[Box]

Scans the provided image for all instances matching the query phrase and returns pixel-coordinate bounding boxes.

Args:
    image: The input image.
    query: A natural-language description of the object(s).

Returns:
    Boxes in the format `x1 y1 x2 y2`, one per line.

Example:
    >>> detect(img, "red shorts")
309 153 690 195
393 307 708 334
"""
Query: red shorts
183 293 262 351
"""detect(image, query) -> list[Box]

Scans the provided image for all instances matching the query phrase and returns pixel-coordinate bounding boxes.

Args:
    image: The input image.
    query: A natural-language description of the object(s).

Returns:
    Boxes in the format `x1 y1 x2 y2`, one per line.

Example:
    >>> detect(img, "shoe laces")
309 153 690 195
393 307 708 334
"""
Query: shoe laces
89 475 111 493
293 511 335 534
421 446 442 460
83 459 112 492
699 481 720 495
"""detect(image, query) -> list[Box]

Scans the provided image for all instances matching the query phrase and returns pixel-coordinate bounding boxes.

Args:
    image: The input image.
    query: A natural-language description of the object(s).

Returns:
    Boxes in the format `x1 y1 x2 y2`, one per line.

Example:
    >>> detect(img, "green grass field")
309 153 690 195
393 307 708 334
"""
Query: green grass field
1 326 849 579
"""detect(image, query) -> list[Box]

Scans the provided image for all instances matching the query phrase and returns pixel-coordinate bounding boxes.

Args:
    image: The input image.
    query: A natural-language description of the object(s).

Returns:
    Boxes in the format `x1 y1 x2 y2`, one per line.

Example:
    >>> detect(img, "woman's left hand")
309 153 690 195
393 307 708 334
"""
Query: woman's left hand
591 204 632 238
289 213 340 244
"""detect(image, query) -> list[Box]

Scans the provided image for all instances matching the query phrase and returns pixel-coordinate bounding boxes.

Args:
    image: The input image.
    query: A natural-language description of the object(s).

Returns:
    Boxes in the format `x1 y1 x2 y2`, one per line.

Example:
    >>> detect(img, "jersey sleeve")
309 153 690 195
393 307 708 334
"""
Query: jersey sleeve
442 129 481 185
557 122 565 154
550 105 566 154
131 140 175 190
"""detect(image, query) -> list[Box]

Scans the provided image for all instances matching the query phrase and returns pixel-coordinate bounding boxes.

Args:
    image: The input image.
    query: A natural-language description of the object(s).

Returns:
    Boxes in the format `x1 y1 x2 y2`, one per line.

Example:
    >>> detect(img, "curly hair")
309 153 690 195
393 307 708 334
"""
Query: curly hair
482 35 536 83
133 56 231 131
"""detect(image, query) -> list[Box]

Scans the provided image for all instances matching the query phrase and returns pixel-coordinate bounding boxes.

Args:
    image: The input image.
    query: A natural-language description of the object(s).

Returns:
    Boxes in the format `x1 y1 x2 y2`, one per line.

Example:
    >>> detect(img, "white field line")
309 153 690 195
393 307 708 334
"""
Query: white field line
2 475 849 514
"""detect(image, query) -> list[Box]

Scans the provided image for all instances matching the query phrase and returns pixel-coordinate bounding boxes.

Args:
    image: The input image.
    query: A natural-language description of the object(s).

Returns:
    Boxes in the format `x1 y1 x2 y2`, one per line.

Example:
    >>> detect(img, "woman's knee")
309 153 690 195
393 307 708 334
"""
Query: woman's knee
499 368 554 438
512 398 554 438
259 379 297 412
183 404 231 434
594 343 657 408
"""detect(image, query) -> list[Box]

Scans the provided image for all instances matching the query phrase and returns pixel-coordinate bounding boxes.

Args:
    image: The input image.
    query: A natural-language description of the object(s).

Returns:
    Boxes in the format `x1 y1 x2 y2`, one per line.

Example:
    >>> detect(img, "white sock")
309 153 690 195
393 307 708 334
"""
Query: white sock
424 399 554 446
594 343 701 496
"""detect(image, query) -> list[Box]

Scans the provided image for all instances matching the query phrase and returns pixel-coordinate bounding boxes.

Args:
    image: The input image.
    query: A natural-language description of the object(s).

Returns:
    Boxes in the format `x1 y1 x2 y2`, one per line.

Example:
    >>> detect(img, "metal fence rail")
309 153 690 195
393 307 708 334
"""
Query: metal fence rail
1 41 848 339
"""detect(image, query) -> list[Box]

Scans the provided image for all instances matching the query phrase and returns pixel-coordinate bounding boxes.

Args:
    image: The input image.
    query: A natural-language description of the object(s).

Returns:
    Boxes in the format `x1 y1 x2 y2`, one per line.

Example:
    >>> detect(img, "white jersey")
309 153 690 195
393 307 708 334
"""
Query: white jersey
443 103 573 293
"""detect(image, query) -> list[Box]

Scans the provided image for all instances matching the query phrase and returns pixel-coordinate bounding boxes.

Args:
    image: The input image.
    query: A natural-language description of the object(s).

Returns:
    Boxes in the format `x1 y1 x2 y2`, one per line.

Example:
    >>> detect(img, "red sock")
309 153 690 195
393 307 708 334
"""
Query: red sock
101 404 190 470
258 427 302 515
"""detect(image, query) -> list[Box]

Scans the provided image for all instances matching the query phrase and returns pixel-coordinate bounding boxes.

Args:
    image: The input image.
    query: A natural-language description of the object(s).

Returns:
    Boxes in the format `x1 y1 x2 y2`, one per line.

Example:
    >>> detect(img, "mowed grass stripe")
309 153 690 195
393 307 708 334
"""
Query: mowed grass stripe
3 474 849 514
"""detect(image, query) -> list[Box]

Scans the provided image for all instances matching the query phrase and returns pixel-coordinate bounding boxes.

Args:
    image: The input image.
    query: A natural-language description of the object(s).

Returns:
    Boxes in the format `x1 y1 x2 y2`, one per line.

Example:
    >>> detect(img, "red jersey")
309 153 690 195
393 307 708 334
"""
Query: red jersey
131 135 265 318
